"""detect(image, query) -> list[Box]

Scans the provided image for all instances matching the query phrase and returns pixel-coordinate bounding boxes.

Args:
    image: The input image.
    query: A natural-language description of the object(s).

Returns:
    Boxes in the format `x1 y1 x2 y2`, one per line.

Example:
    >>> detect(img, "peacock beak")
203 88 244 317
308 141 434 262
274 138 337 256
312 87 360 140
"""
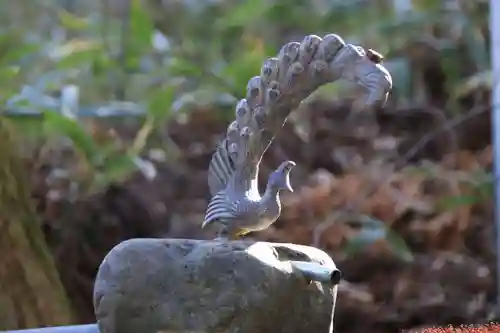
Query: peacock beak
282 161 295 192
285 175 294 192
284 161 296 169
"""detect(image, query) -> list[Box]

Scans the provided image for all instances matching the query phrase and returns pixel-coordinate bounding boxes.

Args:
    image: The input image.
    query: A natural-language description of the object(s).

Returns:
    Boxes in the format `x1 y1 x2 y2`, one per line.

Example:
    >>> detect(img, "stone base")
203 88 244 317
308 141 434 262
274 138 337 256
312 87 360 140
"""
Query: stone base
94 238 339 333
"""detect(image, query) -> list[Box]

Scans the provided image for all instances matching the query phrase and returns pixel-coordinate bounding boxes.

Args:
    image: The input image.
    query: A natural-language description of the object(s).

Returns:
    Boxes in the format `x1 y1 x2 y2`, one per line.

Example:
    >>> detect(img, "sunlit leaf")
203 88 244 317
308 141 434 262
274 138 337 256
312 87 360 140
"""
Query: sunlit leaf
52 41 102 69
147 85 176 124
130 0 155 50
57 10 90 30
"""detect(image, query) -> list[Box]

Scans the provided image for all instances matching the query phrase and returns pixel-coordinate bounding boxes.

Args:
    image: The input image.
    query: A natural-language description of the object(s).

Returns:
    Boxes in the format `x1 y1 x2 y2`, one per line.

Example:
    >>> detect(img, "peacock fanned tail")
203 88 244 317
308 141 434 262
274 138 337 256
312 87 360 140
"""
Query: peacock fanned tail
207 33 393 197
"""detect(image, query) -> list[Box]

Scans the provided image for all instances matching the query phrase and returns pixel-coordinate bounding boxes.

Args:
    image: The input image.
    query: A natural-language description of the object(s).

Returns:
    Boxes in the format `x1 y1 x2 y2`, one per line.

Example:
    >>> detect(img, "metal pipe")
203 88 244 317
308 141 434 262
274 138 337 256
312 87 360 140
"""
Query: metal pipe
289 260 342 285
491 0 500 311
0 325 99 333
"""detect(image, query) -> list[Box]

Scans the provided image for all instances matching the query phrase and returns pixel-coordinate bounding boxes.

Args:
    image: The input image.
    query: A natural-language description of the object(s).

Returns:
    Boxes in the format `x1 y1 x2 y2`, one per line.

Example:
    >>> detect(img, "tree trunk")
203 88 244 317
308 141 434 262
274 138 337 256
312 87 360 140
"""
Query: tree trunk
0 117 74 329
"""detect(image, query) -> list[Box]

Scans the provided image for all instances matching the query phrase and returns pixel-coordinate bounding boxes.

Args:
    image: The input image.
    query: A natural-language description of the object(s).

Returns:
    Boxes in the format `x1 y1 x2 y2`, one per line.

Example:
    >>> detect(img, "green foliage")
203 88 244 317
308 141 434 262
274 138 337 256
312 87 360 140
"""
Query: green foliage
343 215 414 263
0 0 490 202
57 9 90 30
130 0 155 50
42 110 101 165
438 172 493 210
0 0 179 194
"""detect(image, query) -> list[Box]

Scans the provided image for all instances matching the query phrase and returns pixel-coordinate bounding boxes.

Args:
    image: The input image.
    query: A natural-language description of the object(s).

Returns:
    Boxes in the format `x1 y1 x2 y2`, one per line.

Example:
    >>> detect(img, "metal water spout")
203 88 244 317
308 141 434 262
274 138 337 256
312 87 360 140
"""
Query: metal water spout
289 260 342 285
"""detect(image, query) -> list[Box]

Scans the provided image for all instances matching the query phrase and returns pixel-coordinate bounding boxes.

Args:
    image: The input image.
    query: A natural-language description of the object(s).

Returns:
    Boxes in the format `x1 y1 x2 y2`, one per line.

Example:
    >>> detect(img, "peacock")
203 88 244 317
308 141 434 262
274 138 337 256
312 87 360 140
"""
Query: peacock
202 34 392 239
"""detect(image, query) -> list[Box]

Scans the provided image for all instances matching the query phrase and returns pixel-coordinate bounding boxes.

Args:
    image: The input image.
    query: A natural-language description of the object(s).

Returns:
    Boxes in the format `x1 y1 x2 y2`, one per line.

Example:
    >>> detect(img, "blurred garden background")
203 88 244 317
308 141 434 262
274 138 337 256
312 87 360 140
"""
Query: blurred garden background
0 0 494 332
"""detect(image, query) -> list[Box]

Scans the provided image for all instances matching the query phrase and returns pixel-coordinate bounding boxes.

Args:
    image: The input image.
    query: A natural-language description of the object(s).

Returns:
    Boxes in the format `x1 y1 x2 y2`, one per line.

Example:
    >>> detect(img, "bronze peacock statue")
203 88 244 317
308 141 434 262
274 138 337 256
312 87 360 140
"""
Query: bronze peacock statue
202 34 392 239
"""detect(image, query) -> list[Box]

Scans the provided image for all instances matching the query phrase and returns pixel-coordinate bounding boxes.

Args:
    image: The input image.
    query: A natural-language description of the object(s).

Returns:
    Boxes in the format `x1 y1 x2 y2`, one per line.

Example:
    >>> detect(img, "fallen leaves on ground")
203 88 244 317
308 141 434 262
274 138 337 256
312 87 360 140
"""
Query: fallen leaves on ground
26 99 494 332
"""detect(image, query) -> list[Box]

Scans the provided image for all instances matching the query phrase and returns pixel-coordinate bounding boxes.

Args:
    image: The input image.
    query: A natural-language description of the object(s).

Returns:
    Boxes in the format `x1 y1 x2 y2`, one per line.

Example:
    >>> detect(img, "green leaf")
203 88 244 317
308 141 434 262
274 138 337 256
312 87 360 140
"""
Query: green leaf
42 110 101 166
57 9 90 30
344 228 387 256
91 54 114 76
475 179 493 198
4 45 39 65
386 229 414 262
0 66 20 80
54 41 102 69
413 0 442 12
130 0 154 50
343 215 413 262
0 33 40 65
147 85 176 125
167 57 204 78
97 153 139 185
219 49 266 95
438 194 482 210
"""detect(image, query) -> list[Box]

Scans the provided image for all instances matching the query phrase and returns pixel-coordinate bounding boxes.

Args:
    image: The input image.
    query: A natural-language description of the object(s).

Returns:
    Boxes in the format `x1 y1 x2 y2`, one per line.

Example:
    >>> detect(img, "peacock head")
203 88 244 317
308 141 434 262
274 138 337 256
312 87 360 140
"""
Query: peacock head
268 160 296 192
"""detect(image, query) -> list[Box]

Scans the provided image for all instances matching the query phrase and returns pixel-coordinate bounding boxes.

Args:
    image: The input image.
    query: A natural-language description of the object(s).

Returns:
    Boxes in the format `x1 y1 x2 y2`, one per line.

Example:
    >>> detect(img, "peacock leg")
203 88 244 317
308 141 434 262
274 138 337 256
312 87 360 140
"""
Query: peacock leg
234 228 250 238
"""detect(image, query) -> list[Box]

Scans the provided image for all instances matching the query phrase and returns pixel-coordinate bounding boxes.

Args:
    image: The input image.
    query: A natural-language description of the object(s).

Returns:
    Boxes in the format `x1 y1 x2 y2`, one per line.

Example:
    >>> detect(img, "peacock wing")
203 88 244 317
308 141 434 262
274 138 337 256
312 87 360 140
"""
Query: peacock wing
202 190 239 228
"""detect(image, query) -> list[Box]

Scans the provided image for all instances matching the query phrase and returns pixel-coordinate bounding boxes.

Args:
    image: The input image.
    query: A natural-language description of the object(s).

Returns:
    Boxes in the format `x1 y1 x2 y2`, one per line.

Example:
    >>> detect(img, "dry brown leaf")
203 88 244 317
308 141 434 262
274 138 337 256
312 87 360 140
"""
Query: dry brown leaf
425 212 455 234
316 219 349 249
477 145 492 168
442 150 480 171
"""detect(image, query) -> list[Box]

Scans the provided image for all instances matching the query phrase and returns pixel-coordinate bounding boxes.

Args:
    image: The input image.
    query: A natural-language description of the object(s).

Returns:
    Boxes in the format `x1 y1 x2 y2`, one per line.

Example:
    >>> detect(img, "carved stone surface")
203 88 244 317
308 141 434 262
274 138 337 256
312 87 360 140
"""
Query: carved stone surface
93 238 338 333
